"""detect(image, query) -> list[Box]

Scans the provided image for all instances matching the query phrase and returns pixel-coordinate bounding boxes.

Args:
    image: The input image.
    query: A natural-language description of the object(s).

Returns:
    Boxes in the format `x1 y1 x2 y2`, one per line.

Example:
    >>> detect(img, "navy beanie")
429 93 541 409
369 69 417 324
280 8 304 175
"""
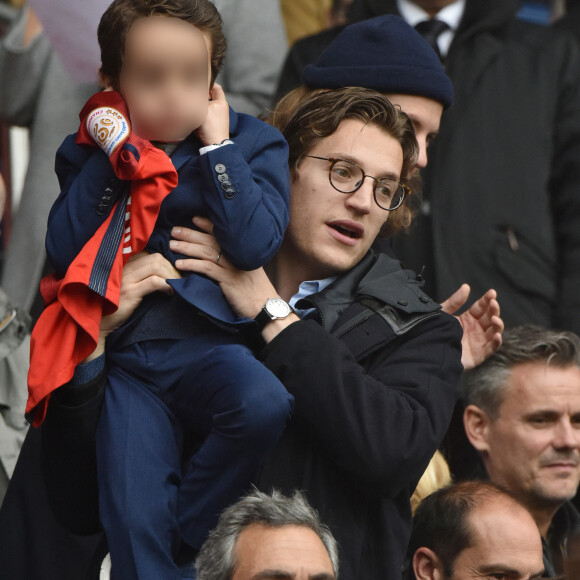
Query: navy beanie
302 15 454 109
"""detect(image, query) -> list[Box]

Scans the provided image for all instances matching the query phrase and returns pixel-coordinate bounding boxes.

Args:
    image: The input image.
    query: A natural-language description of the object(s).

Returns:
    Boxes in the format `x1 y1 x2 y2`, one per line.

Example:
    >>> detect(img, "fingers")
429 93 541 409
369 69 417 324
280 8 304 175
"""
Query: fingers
210 82 226 102
171 219 221 263
192 216 214 234
468 289 499 320
440 283 470 315
175 253 231 286
170 238 222 265
121 252 180 299
129 273 174 298
124 252 179 282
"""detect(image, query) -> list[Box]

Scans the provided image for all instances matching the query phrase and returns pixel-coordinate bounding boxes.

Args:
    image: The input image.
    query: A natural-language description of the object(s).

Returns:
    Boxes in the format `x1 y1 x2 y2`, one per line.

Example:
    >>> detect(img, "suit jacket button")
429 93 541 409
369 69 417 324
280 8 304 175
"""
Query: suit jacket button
397 299 408 306
215 163 226 174
218 173 229 183
420 296 430 304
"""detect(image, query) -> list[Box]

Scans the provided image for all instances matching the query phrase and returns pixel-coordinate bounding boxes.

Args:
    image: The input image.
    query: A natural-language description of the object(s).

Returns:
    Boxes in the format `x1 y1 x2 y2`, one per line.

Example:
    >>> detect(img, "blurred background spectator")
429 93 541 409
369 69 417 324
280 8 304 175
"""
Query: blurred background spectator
212 0 287 117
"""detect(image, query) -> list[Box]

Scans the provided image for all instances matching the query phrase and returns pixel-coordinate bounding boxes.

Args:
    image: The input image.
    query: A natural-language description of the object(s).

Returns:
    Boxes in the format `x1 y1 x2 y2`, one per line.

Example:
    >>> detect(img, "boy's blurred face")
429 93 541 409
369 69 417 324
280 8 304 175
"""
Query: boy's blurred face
117 15 211 142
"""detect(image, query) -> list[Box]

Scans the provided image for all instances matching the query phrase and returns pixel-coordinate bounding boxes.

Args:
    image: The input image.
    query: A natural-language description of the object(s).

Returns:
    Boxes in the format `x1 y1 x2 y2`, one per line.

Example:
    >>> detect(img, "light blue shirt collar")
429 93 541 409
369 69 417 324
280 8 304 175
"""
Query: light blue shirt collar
290 276 337 319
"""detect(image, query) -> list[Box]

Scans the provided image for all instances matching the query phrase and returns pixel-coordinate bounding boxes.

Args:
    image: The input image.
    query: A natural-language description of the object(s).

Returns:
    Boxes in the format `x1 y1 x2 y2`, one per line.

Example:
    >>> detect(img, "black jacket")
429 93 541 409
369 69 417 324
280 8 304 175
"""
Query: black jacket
2 253 461 579
543 501 580 577
278 0 580 333
257 252 463 580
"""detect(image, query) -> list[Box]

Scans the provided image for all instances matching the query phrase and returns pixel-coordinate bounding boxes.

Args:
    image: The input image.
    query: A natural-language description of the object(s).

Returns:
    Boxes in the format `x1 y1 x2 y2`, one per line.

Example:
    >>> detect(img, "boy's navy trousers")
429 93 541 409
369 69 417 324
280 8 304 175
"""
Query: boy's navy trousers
96 317 293 580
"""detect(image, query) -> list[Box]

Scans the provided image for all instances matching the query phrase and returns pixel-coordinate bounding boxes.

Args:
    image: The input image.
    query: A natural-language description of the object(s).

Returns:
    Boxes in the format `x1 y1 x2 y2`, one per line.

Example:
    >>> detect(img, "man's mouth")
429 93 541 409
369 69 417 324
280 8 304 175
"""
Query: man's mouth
327 220 364 240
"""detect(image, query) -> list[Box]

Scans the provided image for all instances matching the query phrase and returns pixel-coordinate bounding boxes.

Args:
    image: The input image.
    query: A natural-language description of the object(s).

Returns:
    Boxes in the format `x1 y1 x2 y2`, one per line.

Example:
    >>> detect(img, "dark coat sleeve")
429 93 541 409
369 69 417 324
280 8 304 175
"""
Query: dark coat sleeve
259 312 463 496
41 368 107 535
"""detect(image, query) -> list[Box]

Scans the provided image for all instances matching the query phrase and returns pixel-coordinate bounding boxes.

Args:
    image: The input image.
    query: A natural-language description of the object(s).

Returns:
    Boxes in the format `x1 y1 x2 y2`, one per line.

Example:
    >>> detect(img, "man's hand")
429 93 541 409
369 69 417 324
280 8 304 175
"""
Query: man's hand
441 284 504 371
85 252 179 361
171 217 300 343
197 83 230 146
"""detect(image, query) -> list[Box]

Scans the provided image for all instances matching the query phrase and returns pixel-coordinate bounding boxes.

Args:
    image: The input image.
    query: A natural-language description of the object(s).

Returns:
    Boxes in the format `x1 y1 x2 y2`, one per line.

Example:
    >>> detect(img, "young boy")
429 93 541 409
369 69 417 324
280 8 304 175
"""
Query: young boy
27 1 293 578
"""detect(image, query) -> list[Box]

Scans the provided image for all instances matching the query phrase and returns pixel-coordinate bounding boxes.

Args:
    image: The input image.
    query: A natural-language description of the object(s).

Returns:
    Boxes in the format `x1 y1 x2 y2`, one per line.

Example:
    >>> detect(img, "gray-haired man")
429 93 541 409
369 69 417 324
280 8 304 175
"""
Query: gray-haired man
196 489 338 580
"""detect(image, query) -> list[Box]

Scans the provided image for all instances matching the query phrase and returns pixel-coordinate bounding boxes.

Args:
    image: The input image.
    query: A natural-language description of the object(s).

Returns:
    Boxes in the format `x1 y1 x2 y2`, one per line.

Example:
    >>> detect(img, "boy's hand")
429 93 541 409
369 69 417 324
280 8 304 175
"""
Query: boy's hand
77 90 132 157
197 83 230 146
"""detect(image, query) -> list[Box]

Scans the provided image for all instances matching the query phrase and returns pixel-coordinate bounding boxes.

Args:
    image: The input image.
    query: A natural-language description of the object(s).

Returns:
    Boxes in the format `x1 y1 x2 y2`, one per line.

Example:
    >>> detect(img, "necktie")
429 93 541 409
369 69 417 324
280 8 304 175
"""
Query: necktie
415 19 449 60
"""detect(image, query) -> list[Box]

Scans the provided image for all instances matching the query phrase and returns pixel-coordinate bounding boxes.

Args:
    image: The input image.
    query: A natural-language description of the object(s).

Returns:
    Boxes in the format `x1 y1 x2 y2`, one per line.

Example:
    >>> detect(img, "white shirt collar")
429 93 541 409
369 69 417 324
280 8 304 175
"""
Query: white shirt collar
396 0 466 57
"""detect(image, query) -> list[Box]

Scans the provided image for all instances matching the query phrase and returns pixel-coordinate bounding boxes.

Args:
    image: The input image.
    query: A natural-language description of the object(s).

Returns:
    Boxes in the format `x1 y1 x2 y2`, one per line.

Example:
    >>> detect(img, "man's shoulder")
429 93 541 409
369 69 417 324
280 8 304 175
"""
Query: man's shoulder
469 15 579 63
328 252 462 346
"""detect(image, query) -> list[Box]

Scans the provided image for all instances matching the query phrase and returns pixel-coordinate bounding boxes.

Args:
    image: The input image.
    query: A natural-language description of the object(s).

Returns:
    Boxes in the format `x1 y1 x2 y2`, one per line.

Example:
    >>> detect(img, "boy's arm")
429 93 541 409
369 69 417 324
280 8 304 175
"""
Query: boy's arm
46 134 120 274
196 88 290 270
46 91 177 274
199 123 290 270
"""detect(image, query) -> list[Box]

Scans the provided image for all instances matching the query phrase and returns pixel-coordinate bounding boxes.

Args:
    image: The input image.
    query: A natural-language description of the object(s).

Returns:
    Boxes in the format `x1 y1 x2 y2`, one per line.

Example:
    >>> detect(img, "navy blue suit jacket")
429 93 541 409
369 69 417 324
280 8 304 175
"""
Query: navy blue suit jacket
47 108 290 326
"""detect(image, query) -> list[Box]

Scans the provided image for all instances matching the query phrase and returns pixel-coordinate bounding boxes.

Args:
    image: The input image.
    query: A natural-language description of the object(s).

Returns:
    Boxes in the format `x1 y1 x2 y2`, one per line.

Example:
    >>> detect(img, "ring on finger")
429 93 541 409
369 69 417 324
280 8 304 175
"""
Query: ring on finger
216 251 222 264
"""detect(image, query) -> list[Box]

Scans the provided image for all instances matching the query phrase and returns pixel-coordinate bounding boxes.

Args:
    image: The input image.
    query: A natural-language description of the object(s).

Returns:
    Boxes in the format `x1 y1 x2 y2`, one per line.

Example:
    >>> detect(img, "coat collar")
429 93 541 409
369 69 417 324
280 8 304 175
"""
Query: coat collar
298 251 440 332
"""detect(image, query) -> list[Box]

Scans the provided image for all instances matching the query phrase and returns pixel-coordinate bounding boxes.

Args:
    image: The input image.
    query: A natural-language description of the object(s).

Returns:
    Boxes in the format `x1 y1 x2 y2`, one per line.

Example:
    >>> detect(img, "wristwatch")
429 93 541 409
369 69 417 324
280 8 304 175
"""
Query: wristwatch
254 297 292 331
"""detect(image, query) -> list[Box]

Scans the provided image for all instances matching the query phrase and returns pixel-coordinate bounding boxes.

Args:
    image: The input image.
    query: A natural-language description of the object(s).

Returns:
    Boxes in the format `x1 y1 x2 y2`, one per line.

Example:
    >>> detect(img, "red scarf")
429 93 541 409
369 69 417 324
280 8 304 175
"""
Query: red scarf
27 91 178 426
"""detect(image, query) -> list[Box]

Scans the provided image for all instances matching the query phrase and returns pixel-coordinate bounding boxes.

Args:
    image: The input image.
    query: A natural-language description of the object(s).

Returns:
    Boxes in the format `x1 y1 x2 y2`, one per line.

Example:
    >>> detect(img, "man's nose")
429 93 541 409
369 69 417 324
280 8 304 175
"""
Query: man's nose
414 139 429 170
344 177 374 214
553 419 580 450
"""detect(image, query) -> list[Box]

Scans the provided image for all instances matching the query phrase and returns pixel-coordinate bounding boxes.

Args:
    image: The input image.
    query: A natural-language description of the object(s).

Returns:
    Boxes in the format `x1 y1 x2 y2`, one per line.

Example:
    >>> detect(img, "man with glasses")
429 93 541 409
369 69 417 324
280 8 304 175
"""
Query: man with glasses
167 86 464 580
0 18 501 580
278 0 580 334
35 87 469 580
305 155 411 212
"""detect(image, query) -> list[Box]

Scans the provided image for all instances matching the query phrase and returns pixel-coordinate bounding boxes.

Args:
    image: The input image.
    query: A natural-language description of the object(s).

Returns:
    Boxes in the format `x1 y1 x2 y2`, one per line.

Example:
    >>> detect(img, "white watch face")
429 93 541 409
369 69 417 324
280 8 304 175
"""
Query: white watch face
266 298 290 318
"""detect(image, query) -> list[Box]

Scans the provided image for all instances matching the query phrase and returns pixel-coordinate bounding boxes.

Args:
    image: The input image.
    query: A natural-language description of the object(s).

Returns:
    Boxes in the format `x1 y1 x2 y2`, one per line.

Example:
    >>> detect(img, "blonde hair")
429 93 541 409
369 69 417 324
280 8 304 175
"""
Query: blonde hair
411 450 452 514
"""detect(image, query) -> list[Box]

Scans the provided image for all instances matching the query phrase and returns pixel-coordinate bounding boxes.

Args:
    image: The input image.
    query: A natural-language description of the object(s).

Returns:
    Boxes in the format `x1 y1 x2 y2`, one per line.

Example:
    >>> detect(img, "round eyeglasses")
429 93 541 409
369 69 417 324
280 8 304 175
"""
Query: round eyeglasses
305 156 411 211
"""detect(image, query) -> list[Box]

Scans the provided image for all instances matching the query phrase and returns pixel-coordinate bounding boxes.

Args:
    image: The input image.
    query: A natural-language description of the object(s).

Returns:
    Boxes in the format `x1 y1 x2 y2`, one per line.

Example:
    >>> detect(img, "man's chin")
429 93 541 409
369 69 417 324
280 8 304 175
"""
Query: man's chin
532 483 579 506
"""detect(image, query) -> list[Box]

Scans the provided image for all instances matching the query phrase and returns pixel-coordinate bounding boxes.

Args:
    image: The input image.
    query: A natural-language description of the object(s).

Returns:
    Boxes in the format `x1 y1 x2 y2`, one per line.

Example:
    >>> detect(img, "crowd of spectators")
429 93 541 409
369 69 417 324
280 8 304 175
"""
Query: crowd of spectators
0 1 579 579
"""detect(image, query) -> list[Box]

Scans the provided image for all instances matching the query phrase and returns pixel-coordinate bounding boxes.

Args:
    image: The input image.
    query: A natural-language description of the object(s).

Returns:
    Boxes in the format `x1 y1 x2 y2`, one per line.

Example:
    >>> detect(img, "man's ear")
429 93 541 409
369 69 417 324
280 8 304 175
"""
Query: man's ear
463 404 491 453
413 547 444 580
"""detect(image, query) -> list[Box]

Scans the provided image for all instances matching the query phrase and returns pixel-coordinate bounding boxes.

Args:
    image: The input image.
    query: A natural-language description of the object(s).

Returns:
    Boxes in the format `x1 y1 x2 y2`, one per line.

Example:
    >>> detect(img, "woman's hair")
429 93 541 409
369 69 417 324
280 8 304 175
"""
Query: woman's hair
270 86 419 237
98 0 226 87
410 450 452 515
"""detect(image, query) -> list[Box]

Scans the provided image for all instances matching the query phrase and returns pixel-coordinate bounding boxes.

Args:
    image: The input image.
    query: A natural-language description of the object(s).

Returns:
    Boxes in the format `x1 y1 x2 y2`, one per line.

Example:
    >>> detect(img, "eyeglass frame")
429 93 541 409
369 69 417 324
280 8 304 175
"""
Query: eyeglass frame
304 155 411 211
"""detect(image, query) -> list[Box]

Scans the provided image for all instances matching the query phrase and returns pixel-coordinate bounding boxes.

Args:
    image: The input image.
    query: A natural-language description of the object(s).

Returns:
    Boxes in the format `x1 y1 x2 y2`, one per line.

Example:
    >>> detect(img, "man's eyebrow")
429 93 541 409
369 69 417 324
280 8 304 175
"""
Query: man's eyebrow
250 571 335 580
326 152 400 180
478 564 545 578
523 409 559 420
251 572 292 580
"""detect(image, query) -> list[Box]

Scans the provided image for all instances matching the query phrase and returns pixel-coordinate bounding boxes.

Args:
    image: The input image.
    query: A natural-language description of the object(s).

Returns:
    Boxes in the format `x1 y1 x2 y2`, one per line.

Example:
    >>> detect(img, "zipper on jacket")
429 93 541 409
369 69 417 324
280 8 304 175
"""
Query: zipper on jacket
334 311 373 339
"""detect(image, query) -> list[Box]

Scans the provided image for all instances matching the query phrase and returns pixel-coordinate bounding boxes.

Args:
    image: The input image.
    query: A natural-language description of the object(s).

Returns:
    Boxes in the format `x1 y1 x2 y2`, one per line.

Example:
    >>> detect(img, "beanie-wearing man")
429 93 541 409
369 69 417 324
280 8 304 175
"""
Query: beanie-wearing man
277 0 580 334
299 14 453 175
